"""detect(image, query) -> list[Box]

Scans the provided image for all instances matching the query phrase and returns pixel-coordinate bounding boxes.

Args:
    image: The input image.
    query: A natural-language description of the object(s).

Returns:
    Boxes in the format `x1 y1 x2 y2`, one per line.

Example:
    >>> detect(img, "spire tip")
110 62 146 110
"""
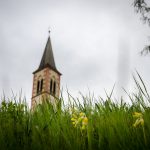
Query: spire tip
48 27 51 37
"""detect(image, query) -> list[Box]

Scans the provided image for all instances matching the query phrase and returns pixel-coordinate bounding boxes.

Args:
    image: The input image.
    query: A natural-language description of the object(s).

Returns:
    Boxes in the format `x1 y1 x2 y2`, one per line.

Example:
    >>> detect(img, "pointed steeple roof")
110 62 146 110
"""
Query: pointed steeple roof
39 37 56 70
33 36 61 75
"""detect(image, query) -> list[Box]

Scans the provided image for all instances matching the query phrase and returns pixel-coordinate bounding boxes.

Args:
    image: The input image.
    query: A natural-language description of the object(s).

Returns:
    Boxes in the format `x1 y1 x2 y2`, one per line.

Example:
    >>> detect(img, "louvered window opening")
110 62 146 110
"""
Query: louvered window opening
37 79 43 94
50 79 56 96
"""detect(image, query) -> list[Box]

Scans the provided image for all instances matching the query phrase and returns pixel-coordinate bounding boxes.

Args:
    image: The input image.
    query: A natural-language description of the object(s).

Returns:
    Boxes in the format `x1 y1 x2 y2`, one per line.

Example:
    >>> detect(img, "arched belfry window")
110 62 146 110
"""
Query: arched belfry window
50 79 53 94
53 81 56 95
40 79 43 92
50 77 56 96
37 81 40 94
37 77 44 94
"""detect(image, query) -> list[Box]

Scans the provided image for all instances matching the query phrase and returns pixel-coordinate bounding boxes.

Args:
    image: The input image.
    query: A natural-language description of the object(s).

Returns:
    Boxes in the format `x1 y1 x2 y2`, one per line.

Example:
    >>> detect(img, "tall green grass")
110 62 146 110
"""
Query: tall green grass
0 73 150 150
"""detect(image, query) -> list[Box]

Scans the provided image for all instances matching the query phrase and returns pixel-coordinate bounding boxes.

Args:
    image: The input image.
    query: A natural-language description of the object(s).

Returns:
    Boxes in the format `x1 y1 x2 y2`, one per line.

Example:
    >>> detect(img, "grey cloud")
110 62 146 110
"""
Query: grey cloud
0 0 149 104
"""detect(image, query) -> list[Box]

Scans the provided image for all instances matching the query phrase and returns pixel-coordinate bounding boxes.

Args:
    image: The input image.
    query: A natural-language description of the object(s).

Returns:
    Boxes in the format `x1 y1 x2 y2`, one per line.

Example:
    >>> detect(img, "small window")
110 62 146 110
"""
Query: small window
37 81 40 94
40 79 43 92
50 79 53 94
53 81 56 95
37 79 43 94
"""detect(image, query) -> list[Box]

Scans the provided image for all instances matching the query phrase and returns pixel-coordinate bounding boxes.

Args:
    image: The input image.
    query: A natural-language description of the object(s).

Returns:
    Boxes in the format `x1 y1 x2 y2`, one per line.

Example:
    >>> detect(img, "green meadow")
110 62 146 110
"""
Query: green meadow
0 73 150 150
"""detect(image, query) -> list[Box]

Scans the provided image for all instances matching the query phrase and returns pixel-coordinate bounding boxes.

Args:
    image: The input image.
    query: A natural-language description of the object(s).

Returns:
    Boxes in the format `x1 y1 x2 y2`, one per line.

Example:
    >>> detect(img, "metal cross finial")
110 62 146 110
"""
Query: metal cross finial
48 27 51 36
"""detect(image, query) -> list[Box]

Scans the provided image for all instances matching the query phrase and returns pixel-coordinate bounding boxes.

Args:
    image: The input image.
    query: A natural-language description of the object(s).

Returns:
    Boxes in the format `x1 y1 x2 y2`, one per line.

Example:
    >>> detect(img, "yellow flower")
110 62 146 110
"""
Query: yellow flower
132 112 147 145
79 112 85 117
133 112 144 127
80 117 88 130
81 125 86 130
133 112 143 118
133 118 144 127
72 114 77 119
82 117 88 125
71 119 78 127
71 118 76 121
71 111 88 130
78 117 83 122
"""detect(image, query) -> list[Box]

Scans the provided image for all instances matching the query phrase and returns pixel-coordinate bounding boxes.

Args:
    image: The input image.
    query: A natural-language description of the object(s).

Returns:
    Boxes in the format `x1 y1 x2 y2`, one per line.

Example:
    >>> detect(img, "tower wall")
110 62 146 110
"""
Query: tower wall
31 67 61 110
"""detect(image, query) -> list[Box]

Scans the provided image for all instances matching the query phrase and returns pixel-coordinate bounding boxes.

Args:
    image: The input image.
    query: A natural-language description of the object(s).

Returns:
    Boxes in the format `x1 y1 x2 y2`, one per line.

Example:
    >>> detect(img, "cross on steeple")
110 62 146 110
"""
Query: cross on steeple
48 29 50 35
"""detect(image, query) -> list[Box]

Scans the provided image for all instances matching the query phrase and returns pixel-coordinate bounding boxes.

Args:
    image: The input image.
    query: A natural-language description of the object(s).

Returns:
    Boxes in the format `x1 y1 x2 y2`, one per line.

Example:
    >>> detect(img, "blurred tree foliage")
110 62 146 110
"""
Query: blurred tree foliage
134 0 150 55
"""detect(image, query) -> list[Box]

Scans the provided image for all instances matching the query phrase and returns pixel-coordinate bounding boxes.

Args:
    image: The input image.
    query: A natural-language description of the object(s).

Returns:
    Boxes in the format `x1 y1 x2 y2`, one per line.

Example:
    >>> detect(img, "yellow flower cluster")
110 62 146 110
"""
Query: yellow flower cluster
71 112 88 130
133 112 144 127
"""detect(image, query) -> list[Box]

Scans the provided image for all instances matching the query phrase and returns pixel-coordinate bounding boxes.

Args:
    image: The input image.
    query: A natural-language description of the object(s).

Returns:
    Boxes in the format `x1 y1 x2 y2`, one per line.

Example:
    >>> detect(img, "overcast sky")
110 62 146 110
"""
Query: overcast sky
0 0 150 106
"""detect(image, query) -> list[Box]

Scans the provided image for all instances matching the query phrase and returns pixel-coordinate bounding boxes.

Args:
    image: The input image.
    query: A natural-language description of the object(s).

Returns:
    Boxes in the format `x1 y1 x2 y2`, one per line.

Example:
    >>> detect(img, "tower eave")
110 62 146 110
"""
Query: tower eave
33 64 62 75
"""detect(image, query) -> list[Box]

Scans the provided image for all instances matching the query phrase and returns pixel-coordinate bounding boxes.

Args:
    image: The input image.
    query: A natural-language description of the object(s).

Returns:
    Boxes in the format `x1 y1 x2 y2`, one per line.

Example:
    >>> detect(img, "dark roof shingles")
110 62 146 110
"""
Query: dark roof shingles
33 37 61 75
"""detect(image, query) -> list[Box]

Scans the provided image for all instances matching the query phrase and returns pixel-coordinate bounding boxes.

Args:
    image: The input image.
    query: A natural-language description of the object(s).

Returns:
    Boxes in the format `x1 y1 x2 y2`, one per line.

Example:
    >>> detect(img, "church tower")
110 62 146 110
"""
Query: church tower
31 35 61 109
